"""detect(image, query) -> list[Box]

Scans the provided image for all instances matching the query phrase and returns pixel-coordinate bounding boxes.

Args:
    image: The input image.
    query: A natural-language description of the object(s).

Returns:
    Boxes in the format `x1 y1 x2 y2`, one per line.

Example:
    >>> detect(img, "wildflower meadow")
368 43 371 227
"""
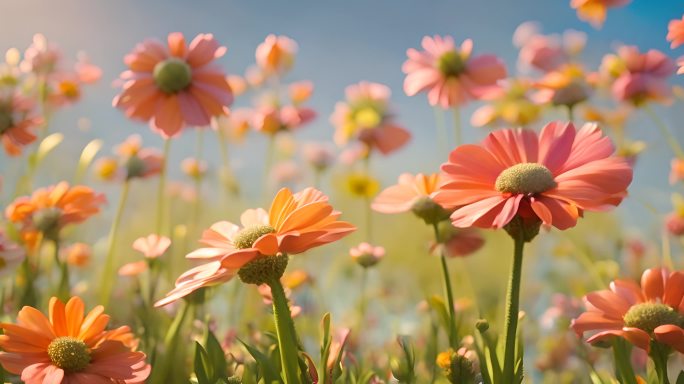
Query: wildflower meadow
2 1 684 383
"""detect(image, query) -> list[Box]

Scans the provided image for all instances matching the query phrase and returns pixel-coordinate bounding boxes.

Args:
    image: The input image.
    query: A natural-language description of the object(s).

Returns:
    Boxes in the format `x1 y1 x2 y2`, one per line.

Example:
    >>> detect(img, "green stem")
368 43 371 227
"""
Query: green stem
433 107 448 158
151 301 192 384
359 267 368 324
268 278 301 384
502 233 525 383
99 181 130 306
190 129 205 240
216 129 239 196
651 343 671 384
156 139 172 235
54 239 69 301
452 107 462 146
567 105 575 123
612 339 637 384
644 105 684 159
433 223 458 348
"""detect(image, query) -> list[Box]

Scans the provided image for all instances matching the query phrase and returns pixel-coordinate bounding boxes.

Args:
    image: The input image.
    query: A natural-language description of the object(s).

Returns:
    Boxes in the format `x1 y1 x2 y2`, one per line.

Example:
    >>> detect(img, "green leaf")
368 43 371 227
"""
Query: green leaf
194 341 211 384
320 313 333 384
205 330 228 380
676 371 684 384
426 295 450 334
239 338 283 384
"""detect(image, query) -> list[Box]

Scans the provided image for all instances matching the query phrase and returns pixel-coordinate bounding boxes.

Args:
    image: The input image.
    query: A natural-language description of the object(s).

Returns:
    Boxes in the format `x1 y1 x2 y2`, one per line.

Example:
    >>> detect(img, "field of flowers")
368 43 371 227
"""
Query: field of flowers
1 1 684 383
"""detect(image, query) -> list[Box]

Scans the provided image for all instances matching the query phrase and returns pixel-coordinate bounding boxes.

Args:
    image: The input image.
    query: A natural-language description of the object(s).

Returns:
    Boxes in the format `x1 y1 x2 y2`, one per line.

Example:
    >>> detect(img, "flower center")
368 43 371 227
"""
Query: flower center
353 106 382 128
237 253 289 285
58 80 80 100
495 163 557 195
437 51 466 78
33 207 62 240
411 196 450 225
623 302 684 334
125 155 147 180
233 225 276 250
47 337 91 372
0 109 13 134
153 58 192 94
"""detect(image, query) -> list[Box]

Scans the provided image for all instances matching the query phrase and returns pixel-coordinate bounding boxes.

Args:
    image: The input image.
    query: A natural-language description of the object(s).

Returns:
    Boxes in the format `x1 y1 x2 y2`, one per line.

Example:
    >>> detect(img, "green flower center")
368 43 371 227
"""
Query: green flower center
411 196 450 225
437 51 466 78
238 253 289 285
47 337 91 372
153 58 192 94
33 207 62 240
0 109 13 134
623 302 684 334
125 155 147 179
233 225 276 250
495 163 557 195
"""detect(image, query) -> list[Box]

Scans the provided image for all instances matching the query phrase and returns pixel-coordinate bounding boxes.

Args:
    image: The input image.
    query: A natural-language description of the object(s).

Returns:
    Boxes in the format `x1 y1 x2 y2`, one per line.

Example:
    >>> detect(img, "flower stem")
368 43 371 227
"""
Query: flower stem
268 278 301 384
155 138 171 234
433 107 448 158
150 301 192 384
99 180 130 307
359 267 368 324
452 107 462 146
502 232 525 383
644 105 684 159
433 223 458 348
190 129 205 240
651 343 671 384
54 239 69 301
216 129 239 196
567 105 575 123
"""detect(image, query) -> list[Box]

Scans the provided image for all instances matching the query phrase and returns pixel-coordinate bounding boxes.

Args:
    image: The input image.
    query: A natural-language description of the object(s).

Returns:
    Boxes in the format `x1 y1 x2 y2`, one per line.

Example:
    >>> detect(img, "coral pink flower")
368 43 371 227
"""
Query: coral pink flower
570 0 631 29
678 57 684 75
104 134 163 181
0 296 150 383
372 173 442 214
118 261 149 277
433 122 633 230
289 81 314 105
62 243 91 267
155 188 355 306
0 231 25 277
133 234 171 258
670 158 684 184
302 141 336 171
0 91 42 156
667 15 684 49
331 81 411 156
212 109 251 142
533 64 593 108
257 284 302 317
251 104 315 135
435 225 485 258
470 79 542 128
572 268 684 353
255 35 297 76
603 46 676 105
47 53 102 107
350 242 385 268
402 36 506 108
21 34 61 75
514 24 586 73
113 32 233 138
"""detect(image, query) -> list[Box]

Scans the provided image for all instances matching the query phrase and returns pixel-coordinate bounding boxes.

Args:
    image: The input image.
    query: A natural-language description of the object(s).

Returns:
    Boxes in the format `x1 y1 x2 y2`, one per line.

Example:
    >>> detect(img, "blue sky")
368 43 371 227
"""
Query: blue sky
1 0 683 225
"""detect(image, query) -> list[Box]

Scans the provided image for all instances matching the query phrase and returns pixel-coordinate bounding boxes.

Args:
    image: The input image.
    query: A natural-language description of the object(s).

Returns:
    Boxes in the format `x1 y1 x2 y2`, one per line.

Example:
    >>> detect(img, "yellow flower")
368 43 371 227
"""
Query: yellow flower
345 172 380 198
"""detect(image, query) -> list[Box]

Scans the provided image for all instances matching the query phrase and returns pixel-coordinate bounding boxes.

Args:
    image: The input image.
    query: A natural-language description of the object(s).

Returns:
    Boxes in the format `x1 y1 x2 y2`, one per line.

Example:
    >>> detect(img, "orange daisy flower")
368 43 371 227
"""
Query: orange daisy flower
155 187 356 306
0 296 150 383
5 182 105 244
570 0 631 29
433 121 632 231
113 32 233 138
572 268 684 353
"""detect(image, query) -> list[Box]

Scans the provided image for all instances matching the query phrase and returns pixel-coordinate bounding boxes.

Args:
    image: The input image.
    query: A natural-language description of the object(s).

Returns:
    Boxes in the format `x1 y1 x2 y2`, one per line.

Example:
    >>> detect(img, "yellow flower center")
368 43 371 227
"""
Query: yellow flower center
47 337 91 372
495 163 557 195
153 58 192 94
437 51 466 78
354 106 382 128
233 225 276 250
125 155 147 180
623 302 684 334
58 80 80 99
237 253 289 285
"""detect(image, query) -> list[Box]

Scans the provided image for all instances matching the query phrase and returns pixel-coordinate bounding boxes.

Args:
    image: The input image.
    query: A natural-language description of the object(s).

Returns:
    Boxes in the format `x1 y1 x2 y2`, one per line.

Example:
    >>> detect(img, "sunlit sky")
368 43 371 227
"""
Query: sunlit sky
1 0 684 227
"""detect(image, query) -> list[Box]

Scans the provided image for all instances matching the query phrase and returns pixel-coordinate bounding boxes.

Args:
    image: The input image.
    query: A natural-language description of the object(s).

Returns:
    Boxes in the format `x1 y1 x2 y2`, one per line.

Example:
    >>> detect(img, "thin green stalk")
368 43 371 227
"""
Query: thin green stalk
359 267 368 324
502 233 525 383
452 107 462 146
567 105 575 123
612 339 637 384
151 301 192 384
54 239 69 301
651 343 671 384
216 129 238 196
190 129 205 240
99 181 130 306
433 223 458 348
268 278 301 384
433 107 448 158
156 139 172 234
644 105 684 159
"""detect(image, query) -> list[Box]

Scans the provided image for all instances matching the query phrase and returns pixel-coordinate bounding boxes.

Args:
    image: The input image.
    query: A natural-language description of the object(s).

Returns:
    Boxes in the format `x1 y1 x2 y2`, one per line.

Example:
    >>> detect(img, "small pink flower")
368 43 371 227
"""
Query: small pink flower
252 104 315 135
255 35 297 76
514 23 586 73
349 242 385 268
436 226 485 258
212 109 251 142
302 142 336 171
226 75 247 96
0 231 25 277
670 158 684 184
331 81 411 156
289 81 314 105
118 260 148 277
269 161 302 188
132 234 171 258
100 135 163 181
181 157 208 180
603 46 676 105
62 242 91 267
403 36 506 108
0 91 42 156
667 14 684 49
665 213 684 236
21 34 61 74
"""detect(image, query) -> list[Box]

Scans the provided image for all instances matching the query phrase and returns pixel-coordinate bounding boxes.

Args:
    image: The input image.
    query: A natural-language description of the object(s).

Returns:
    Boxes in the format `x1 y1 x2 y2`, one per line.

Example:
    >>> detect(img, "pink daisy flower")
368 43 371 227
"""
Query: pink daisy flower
0 91 42 156
433 121 633 230
667 15 684 49
402 36 506 108
113 32 233 138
